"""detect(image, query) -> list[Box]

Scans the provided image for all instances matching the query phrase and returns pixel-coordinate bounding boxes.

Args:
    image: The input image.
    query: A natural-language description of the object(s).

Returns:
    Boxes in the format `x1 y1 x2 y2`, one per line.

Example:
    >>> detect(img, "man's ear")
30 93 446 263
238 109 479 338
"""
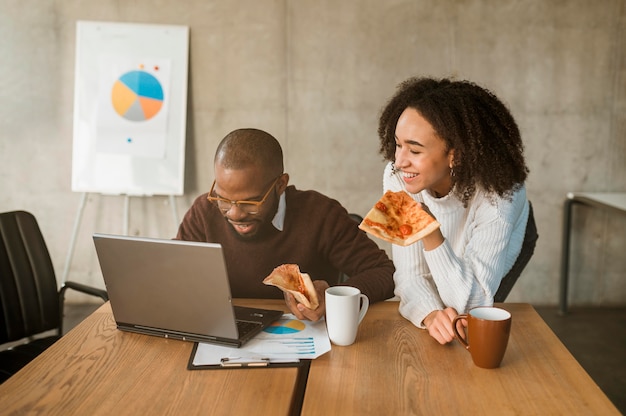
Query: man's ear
277 173 290 194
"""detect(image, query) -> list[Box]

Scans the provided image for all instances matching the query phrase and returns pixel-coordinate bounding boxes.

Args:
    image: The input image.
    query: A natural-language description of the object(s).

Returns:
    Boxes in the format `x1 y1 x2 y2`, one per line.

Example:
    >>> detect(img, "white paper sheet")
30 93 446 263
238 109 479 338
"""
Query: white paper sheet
192 314 331 366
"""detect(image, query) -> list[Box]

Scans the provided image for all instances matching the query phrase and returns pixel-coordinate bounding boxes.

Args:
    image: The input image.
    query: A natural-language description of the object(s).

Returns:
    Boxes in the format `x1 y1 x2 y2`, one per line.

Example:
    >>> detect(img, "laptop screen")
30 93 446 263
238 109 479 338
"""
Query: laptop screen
93 234 241 340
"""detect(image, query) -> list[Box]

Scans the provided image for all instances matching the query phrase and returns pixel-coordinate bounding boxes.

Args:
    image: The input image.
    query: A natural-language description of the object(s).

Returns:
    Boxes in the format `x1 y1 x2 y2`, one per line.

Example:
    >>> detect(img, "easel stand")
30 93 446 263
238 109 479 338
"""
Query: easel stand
62 192 179 284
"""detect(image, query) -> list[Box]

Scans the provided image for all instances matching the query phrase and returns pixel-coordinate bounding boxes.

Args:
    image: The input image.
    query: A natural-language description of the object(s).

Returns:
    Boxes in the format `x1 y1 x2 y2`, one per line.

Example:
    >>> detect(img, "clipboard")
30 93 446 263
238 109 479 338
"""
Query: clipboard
187 343 305 370
187 313 331 370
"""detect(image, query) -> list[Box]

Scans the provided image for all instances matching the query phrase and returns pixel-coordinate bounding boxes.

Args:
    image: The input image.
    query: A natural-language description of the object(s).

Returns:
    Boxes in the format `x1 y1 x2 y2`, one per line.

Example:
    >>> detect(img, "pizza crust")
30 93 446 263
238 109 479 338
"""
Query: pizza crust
262 264 320 310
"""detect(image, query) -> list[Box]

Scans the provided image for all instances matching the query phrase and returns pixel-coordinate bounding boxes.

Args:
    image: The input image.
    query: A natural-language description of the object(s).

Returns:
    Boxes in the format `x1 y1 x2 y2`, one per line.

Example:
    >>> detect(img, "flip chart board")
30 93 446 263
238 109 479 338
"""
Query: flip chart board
72 21 189 195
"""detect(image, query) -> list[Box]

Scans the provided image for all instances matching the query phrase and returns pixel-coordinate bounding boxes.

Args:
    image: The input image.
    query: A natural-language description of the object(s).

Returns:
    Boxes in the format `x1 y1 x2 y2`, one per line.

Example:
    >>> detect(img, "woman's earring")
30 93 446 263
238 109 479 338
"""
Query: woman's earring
391 163 398 174
450 167 455 177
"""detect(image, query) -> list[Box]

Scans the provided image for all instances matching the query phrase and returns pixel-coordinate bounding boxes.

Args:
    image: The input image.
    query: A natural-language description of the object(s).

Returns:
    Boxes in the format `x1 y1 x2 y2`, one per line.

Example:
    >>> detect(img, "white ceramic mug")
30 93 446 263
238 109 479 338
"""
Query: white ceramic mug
325 286 369 346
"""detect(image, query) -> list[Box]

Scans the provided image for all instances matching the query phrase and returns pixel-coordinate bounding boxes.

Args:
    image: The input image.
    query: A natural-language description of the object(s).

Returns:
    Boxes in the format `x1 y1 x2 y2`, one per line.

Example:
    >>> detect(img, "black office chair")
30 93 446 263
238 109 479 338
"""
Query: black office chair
347 213 364 224
0 210 108 383
494 202 538 302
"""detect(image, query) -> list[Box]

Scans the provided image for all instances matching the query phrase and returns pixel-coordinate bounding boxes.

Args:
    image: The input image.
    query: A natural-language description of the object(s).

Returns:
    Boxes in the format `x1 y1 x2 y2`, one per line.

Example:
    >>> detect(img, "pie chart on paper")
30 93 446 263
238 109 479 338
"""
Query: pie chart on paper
264 319 306 334
111 70 164 121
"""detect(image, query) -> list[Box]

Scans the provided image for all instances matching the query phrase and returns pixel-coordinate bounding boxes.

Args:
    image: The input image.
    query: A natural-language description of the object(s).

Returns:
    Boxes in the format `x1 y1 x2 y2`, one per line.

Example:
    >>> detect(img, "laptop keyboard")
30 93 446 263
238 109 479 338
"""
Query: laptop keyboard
236 320 262 337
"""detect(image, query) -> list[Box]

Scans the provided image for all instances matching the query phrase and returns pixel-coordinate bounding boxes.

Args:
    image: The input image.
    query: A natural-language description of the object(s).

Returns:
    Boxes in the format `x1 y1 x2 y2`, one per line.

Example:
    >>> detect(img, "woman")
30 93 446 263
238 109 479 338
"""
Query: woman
377 76 530 344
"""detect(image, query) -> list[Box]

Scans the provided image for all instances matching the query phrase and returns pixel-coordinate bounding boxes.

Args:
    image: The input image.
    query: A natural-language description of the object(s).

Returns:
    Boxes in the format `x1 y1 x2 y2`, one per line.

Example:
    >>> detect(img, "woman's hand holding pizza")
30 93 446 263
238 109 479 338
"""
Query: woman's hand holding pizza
417 202 435 219
417 202 445 251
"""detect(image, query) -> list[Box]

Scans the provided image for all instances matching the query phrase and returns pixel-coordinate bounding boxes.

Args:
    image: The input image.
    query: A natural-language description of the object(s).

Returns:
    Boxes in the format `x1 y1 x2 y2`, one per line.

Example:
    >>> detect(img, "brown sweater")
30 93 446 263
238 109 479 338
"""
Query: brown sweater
175 186 395 303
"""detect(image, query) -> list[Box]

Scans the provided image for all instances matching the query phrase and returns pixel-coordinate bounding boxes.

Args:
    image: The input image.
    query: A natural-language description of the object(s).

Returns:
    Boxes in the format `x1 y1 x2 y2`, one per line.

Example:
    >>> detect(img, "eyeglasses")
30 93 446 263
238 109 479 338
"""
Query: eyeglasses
207 176 281 215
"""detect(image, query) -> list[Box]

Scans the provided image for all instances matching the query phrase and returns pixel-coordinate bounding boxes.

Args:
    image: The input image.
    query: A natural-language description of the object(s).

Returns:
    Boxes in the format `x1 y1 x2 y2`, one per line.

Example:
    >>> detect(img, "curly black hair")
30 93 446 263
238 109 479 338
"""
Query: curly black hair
378 77 528 206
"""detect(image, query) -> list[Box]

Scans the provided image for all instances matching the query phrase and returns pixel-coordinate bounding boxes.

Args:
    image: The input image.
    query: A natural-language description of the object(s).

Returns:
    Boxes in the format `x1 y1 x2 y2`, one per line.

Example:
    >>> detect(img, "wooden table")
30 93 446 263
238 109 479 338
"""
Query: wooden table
560 192 626 314
0 300 302 416
0 300 618 415
301 302 620 415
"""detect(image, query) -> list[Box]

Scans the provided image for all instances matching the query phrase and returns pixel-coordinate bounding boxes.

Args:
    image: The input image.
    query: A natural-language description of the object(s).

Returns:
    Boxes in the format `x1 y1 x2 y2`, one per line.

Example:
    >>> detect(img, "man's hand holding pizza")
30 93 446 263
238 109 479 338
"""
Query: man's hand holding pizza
263 264 328 322
284 279 329 321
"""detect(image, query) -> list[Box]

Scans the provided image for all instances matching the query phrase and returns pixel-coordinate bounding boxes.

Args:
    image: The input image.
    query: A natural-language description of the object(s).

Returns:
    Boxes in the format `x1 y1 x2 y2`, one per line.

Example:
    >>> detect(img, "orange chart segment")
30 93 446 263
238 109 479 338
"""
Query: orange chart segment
264 319 306 334
139 96 163 120
111 81 138 116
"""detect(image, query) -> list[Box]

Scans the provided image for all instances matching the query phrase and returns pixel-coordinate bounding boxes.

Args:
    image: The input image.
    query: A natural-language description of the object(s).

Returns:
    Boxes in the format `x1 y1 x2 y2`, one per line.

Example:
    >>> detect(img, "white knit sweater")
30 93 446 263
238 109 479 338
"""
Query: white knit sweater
382 162 529 328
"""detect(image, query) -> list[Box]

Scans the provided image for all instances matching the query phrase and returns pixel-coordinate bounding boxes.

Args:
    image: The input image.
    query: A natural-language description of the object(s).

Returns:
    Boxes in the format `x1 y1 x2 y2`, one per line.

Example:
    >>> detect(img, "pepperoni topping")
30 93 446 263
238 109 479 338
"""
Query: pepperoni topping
298 280 306 297
399 224 413 236
375 202 387 212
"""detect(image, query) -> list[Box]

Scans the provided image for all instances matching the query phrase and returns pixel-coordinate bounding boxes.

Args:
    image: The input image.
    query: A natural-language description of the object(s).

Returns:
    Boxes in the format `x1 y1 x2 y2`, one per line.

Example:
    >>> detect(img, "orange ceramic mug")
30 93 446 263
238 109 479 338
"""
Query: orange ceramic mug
452 306 512 369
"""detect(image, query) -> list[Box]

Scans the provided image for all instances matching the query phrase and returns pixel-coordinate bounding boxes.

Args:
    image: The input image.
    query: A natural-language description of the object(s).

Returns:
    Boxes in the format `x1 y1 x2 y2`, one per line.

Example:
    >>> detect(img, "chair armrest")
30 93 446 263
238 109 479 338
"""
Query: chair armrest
57 282 108 335
61 281 109 302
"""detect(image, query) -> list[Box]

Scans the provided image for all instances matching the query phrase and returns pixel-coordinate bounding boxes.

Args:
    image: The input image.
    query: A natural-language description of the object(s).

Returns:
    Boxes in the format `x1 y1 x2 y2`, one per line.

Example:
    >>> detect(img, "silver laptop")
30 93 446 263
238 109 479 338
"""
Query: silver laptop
92 233 282 347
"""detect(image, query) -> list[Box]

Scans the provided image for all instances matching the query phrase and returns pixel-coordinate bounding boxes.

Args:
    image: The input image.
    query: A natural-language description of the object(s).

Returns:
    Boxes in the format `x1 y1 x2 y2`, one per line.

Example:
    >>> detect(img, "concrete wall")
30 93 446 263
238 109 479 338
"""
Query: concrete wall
1 0 625 306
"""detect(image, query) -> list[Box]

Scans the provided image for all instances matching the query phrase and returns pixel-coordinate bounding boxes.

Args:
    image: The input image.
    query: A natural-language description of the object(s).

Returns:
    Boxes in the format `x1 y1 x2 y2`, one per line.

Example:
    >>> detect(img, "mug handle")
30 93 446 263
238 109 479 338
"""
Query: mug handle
452 314 469 349
357 294 369 324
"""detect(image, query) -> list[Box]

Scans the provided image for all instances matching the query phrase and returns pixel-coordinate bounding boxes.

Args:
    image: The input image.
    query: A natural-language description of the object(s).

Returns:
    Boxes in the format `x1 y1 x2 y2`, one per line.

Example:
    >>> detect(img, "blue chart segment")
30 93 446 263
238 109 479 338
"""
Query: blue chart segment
264 319 306 334
111 70 164 121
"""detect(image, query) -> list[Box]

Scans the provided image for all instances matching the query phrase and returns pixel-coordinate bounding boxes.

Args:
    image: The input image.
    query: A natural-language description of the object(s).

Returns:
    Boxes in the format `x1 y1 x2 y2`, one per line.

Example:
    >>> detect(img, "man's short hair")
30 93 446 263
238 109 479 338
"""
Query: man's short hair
215 128 284 177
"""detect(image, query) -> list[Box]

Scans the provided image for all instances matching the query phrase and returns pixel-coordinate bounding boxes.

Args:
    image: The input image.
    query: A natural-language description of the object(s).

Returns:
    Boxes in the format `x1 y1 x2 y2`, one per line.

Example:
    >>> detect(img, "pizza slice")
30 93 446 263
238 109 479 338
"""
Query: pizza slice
358 190 441 246
262 264 320 310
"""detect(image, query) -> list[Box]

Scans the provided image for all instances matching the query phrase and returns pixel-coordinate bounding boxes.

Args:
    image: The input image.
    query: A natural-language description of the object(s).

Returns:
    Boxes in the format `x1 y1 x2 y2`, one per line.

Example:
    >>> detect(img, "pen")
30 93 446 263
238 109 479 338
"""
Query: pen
220 357 270 367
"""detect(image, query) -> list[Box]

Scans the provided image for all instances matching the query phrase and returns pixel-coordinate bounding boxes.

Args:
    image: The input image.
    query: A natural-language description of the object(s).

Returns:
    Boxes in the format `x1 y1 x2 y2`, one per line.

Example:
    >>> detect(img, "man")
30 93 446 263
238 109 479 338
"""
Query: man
176 128 395 321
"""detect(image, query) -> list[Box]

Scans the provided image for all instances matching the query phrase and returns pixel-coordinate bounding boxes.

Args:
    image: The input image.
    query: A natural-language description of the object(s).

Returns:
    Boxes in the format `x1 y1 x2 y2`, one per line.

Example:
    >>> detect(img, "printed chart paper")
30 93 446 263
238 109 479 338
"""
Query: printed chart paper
96 57 171 158
192 314 331 366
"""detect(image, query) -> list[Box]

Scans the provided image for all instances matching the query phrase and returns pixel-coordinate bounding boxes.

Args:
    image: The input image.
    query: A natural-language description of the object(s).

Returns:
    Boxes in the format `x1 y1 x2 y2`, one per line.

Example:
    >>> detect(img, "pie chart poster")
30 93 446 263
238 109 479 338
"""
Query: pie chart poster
96 58 171 158
72 21 189 196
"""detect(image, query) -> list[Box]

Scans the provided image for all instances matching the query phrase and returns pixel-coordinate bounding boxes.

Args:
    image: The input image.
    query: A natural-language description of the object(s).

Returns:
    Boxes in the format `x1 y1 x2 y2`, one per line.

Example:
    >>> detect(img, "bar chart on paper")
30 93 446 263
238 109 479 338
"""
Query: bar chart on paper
245 315 331 359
